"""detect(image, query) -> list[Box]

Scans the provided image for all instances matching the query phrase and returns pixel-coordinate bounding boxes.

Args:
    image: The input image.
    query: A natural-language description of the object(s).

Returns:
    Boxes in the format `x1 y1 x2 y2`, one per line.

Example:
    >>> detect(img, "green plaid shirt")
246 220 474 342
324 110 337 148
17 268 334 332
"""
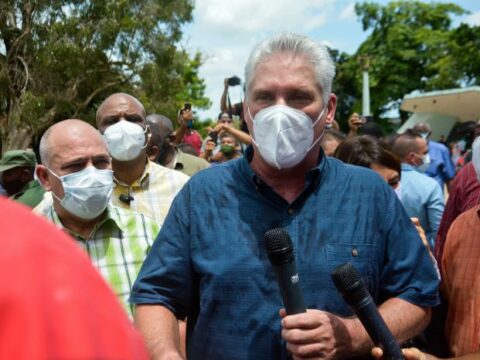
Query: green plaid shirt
44 204 160 316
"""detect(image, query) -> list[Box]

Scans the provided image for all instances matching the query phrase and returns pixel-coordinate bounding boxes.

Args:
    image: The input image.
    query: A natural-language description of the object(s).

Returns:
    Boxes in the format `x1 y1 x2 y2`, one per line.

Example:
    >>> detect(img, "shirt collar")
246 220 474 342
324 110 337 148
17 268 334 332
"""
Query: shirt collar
239 145 326 189
114 159 151 190
401 163 414 171
49 204 123 241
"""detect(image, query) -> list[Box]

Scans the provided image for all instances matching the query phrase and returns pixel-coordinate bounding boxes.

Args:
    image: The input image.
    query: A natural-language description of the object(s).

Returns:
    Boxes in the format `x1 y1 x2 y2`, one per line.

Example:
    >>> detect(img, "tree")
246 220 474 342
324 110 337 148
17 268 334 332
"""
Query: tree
0 0 209 152
348 1 467 121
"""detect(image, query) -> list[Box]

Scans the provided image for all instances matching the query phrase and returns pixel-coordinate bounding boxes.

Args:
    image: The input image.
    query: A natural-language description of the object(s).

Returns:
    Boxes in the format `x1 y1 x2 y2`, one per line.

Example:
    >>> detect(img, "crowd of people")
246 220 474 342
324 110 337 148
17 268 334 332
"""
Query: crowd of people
0 32 479 360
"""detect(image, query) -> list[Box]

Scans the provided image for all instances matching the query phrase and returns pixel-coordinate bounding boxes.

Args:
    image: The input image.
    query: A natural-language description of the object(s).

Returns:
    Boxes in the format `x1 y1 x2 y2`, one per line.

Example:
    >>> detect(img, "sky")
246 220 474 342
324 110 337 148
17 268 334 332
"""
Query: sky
181 0 480 120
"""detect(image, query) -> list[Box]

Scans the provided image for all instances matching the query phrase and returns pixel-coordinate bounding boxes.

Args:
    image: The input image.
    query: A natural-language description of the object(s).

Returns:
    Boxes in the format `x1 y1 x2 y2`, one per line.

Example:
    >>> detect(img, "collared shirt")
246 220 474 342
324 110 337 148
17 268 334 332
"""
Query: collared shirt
112 160 189 225
426 140 455 190
34 160 189 226
442 205 480 356
435 162 480 267
44 204 159 316
400 163 445 247
131 147 440 360
172 148 210 177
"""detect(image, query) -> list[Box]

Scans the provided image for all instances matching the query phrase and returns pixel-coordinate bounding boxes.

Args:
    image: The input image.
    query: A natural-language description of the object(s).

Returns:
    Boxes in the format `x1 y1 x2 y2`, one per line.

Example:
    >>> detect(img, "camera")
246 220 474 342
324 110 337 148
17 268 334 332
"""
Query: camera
227 76 241 87
208 131 218 145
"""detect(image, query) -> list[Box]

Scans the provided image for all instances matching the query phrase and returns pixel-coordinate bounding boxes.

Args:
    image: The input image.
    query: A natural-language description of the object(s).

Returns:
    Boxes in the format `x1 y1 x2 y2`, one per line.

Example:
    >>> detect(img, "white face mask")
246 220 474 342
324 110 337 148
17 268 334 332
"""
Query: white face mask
248 104 327 169
414 153 431 173
49 166 113 220
103 120 147 161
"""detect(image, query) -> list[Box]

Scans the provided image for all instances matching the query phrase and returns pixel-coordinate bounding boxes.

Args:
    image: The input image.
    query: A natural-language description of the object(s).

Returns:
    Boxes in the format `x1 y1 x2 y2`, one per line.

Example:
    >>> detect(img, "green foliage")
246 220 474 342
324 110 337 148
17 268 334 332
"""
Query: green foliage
0 0 209 151
332 1 478 133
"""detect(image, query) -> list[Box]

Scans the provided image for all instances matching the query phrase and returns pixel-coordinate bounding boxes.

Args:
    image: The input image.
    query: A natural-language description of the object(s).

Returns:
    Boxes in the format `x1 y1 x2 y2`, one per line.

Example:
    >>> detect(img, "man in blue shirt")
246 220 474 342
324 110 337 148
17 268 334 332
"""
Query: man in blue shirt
392 130 445 248
413 122 455 191
131 33 440 360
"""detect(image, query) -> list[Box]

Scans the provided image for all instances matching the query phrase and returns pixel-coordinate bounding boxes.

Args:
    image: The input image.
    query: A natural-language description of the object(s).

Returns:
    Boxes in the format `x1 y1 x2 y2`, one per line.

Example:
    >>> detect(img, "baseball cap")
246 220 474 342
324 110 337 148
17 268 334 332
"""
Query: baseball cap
0 150 37 172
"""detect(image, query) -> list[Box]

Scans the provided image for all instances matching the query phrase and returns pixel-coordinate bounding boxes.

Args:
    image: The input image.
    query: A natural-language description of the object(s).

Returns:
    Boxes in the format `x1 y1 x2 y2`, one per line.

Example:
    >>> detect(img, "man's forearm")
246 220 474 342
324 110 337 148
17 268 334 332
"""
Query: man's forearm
345 298 431 356
174 124 187 145
134 304 183 360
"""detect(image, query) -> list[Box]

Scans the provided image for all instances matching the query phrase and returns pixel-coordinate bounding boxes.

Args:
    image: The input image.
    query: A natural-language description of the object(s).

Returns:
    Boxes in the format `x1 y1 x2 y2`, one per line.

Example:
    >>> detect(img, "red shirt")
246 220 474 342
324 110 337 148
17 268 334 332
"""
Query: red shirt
435 162 480 269
0 198 148 360
182 130 203 155
442 205 480 356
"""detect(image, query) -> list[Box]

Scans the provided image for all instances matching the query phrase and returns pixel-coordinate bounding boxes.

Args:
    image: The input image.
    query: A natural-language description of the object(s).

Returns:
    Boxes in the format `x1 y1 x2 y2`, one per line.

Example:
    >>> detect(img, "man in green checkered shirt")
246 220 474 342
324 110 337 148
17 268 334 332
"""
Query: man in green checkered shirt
36 119 159 316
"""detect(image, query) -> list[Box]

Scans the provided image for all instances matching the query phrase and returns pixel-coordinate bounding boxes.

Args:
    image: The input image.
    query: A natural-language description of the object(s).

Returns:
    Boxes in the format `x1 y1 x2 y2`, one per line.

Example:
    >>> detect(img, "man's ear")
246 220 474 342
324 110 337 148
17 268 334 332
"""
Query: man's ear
147 145 160 162
36 165 52 191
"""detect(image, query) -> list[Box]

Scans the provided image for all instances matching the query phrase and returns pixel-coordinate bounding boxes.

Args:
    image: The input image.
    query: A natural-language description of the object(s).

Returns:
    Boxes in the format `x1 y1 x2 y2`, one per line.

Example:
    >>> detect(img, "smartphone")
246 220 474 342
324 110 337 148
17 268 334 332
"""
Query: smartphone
209 131 218 145
184 102 192 111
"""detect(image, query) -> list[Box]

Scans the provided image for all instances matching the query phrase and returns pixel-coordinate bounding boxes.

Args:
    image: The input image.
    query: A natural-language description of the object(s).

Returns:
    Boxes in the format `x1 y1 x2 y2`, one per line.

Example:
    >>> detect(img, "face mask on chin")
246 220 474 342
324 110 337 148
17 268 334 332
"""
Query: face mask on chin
48 166 113 220
248 104 328 170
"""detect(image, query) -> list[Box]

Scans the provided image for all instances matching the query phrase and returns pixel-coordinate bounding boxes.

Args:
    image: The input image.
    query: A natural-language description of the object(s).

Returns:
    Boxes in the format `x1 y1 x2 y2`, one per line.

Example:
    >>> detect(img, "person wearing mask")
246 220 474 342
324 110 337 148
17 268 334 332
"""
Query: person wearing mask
334 135 434 258
0 149 44 207
35 93 189 226
413 122 455 191
130 33 439 360
35 119 159 315
200 112 251 162
392 130 444 248
210 132 242 164
146 113 210 176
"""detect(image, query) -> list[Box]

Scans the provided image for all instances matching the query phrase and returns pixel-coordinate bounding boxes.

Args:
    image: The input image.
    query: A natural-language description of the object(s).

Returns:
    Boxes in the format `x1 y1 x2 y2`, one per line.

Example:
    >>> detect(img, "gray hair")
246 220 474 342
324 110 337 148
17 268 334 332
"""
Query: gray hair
244 33 336 104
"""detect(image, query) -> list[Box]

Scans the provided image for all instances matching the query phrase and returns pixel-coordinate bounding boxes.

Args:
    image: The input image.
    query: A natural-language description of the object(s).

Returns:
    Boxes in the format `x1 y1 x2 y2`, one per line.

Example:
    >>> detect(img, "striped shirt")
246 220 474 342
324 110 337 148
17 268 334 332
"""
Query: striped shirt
113 160 189 225
44 204 160 316
442 205 480 356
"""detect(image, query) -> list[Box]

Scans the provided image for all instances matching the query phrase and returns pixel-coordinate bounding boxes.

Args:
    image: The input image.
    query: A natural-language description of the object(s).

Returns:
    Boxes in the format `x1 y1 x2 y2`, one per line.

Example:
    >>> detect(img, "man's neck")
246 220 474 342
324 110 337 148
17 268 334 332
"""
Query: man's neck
250 148 319 203
159 145 176 168
54 203 105 239
112 154 147 186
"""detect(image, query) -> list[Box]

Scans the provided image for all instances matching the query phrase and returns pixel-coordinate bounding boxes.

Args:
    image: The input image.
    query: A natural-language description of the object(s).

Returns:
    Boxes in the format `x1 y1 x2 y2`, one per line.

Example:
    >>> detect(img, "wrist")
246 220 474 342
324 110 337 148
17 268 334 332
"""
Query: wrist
341 317 372 357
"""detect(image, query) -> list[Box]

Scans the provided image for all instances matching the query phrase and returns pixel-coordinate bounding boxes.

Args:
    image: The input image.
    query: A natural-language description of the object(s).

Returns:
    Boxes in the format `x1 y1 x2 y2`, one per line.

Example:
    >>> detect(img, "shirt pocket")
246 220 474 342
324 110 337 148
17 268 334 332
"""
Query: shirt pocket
325 243 379 315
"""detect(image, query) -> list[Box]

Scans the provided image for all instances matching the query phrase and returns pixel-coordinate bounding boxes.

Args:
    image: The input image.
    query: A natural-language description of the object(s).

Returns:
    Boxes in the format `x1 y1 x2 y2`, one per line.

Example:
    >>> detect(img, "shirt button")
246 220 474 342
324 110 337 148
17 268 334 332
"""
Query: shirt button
351 248 358 257
288 208 295 215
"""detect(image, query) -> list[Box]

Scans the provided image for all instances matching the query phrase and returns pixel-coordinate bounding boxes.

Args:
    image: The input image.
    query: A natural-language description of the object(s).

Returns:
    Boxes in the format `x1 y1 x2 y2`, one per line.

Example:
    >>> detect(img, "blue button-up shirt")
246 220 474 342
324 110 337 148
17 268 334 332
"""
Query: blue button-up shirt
426 140 455 190
131 148 440 360
400 164 445 247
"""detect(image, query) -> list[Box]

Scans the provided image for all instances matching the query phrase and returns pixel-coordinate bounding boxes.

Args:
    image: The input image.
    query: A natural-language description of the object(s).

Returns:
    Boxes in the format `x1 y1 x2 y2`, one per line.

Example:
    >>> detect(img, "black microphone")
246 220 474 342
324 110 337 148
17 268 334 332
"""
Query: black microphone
331 263 404 360
119 194 134 205
264 228 306 315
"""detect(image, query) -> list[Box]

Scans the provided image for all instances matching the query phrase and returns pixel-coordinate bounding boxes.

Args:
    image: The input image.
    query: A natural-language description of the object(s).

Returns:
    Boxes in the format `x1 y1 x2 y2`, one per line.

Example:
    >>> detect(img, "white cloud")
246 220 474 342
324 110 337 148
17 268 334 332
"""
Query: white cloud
463 11 480 26
195 0 336 34
339 3 356 21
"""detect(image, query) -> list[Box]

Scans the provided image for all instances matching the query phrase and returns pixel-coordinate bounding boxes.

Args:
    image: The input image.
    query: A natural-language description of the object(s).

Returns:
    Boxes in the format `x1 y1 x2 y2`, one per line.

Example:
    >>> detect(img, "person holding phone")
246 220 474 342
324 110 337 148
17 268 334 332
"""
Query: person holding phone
174 102 203 155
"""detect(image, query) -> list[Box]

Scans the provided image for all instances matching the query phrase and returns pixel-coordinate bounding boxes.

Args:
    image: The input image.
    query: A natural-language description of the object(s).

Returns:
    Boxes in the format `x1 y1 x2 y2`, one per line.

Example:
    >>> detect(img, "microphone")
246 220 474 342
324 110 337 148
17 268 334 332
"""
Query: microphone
119 194 134 205
331 263 404 360
264 228 306 315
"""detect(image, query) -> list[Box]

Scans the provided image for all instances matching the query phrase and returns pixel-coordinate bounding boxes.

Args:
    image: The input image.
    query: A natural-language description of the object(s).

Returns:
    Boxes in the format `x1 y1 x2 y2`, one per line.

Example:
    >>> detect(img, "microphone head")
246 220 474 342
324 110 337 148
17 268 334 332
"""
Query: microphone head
331 263 369 308
264 228 294 265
